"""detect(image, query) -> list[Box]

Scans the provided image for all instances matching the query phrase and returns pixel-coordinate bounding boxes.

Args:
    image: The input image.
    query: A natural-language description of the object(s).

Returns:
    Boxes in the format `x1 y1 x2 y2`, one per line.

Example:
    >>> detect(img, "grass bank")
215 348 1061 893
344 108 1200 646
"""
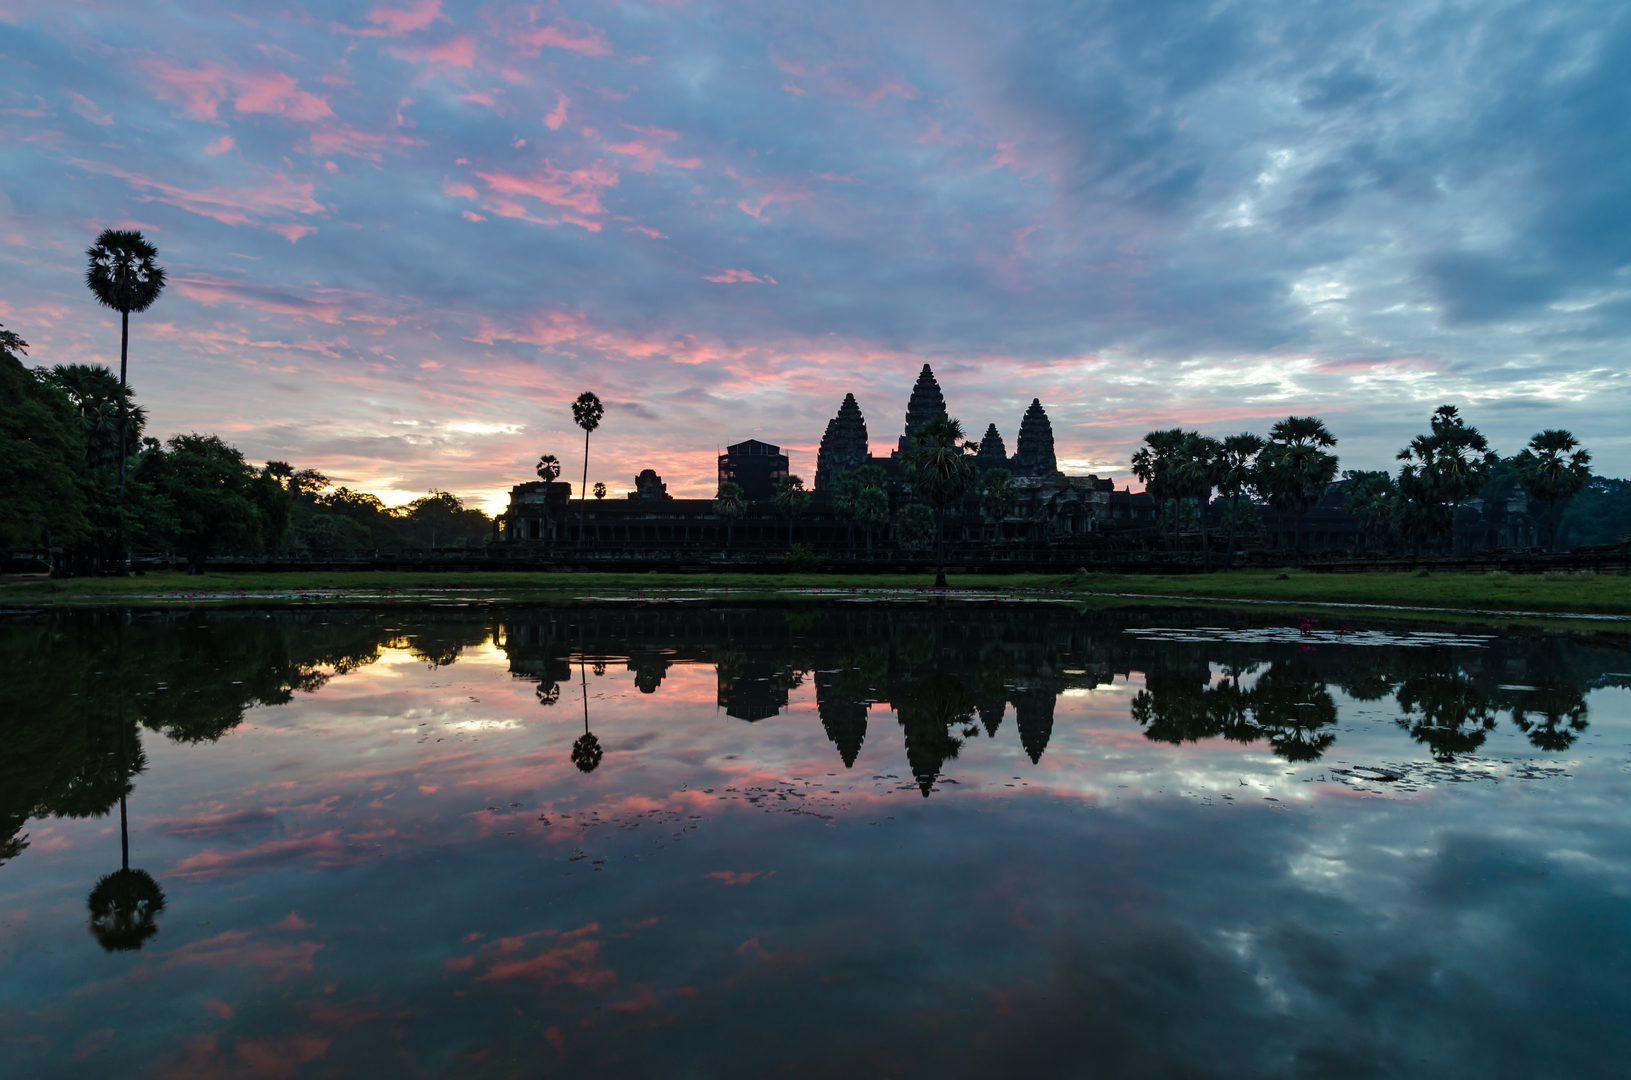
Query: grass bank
4 566 1630 624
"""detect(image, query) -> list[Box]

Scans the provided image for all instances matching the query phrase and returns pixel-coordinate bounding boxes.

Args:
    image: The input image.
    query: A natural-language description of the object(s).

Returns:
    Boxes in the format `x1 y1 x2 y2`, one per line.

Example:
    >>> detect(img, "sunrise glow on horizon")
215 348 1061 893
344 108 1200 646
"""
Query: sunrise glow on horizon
4 0 1627 514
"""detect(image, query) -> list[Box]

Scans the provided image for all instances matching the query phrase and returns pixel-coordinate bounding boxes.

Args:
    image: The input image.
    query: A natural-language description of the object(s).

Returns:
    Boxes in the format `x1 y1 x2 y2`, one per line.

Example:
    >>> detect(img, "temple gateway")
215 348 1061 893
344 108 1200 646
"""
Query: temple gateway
497 364 1156 550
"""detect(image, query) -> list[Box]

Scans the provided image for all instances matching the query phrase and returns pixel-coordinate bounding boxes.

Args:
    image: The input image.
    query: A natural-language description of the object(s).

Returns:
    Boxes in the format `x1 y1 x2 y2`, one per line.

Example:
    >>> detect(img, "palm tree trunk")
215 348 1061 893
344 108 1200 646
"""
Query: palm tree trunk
1199 496 1211 572
578 429 590 549
119 687 129 871
117 309 129 573
1294 510 1304 568
1226 493 1240 569
934 506 947 587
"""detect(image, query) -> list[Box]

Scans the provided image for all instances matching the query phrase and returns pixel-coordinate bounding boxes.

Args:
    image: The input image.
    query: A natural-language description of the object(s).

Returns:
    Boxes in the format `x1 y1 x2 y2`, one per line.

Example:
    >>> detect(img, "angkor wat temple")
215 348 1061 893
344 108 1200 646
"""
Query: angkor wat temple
498 364 1155 551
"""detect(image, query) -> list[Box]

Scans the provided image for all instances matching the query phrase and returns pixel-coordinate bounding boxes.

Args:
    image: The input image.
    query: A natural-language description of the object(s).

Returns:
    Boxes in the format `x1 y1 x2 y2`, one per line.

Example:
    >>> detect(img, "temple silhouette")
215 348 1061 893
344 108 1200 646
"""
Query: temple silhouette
497 364 1151 549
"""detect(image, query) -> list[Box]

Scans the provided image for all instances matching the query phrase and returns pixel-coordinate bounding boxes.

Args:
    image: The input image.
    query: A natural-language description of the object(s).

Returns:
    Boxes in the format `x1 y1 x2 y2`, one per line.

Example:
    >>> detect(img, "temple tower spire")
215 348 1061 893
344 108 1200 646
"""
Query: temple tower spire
1011 398 1057 476
896 364 947 455
814 393 869 495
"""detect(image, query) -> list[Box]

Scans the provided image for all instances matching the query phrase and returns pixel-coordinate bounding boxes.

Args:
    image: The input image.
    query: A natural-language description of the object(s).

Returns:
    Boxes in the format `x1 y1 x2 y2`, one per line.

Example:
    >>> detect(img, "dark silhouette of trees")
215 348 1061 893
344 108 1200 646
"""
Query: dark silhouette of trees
593 481 607 500
1177 434 1224 571
772 474 811 547
901 415 978 586
978 467 1018 541
1132 428 1187 552
1216 433 1264 568
1513 430 1592 551
714 480 745 550
1509 680 1588 751
571 392 603 548
0 326 88 558
1342 469 1399 555
1260 417 1339 565
1396 406 1494 554
895 502 934 551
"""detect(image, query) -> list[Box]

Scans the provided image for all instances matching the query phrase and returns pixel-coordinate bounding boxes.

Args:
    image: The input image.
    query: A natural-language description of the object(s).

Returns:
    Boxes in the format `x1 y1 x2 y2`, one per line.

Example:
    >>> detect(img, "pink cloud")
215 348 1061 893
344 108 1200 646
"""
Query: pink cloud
63 90 112 125
172 275 386 325
706 269 776 284
736 188 806 219
272 912 313 931
389 34 478 69
466 162 618 225
144 59 232 120
624 225 665 238
462 210 486 222
270 223 318 243
706 870 770 885
204 134 236 155
233 71 334 121
511 23 613 58
366 0 444 36
71 158 324 231
545 93 570 131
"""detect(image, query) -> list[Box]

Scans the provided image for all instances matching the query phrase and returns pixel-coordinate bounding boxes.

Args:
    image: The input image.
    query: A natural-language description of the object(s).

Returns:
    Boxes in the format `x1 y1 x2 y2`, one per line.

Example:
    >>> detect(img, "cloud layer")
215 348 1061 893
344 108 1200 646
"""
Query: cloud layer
2 0 1628 508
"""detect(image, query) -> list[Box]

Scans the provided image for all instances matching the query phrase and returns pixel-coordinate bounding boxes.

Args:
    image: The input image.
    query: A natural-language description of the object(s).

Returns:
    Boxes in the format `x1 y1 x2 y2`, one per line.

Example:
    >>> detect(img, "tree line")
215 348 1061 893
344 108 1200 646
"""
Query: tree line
1130 407 1596 568
0 230 491 573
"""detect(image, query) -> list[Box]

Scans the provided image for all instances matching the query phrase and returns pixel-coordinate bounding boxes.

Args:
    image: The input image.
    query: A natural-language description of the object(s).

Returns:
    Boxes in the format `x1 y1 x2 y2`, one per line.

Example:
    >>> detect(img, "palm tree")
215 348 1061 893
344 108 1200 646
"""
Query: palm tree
714 480 746 551
901 415 978 586
1261 416 1339 566
977 467 1018 541
1131 428 1187 551
772 475 811 547
593 481 607 500
833 469 863 550
1216 433 1264 567
85 231 165 502
535 453 561 544
1175 434 1224 571
1396 406 1494 554
571 392 604 548
1513 430 1591 551
854 484 889 551
1341 469 1399 555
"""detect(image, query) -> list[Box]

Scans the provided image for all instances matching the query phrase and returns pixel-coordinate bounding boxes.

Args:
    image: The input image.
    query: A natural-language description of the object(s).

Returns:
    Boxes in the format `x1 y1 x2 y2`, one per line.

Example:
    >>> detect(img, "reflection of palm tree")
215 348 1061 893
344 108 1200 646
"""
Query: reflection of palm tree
570 656 602 773
88 868 166 952
1511 680 1588 751
1395 663 1495 761
87 689 166 952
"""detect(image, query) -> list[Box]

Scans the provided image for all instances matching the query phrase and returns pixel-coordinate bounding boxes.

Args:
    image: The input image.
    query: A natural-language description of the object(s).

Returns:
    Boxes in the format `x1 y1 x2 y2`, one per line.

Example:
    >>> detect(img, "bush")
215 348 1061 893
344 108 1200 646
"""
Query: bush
787 542 819 572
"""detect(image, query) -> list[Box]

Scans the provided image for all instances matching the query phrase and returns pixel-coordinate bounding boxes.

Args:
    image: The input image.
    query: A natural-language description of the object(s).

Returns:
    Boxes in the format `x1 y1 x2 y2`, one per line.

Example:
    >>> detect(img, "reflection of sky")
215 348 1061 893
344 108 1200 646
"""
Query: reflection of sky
5 634 1631 1075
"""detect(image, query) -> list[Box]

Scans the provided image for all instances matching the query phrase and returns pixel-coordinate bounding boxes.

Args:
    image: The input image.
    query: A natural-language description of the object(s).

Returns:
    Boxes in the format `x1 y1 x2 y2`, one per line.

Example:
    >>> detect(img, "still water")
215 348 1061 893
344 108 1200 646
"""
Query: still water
4 604 1630 1077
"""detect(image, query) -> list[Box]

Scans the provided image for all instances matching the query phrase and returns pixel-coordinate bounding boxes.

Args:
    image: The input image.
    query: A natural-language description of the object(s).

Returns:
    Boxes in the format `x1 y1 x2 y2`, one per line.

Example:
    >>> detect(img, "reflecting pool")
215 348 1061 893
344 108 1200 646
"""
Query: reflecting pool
5 605 1631 1077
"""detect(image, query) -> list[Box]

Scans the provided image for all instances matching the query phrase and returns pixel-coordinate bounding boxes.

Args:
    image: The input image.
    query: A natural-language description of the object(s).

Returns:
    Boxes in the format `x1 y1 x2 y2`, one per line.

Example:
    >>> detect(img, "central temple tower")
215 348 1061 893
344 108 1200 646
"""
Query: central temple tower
896 364 947 455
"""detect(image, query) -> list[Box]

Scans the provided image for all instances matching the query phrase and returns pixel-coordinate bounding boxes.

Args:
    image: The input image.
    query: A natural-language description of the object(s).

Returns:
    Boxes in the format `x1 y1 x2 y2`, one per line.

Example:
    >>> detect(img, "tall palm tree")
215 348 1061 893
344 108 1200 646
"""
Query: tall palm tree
571 392 603 549
902 415 978 587
1262 416 1339 566
977 467 1018 542
714 480 746 551
1513 429 1592 551
772 475 811 547
85 231 165 500
1396 406 1493 554
535 453 561 545
1217 433 1264 568
855 485 889 552
1131 428 1187 552
1175 434 1224 571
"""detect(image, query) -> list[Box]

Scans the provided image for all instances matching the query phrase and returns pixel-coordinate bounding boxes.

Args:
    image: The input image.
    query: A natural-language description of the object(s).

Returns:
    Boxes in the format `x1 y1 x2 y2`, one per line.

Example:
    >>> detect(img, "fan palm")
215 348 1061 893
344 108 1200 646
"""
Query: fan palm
1396 406 1494 554
85 231 165 501
1216 433 1264 567
714 480 746 551
1513 429 1591 551
902 415 978 586
772 475 811 548
1131 428 1187 551
571 392 604 548
977 467 1018 542
571 657 602 773
1261 416 1339 566
535 453 561 544
853 484 889 551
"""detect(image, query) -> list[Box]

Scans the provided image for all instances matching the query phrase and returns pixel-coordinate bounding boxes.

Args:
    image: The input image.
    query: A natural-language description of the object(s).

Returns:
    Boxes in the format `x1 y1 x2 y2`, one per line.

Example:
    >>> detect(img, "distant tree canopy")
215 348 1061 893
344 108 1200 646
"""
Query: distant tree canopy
0 319 491 570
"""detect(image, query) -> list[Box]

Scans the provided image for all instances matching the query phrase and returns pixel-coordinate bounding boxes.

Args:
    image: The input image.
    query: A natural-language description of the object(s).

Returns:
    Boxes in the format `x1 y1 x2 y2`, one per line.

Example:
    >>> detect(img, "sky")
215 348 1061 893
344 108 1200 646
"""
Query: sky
2 0 1629 511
